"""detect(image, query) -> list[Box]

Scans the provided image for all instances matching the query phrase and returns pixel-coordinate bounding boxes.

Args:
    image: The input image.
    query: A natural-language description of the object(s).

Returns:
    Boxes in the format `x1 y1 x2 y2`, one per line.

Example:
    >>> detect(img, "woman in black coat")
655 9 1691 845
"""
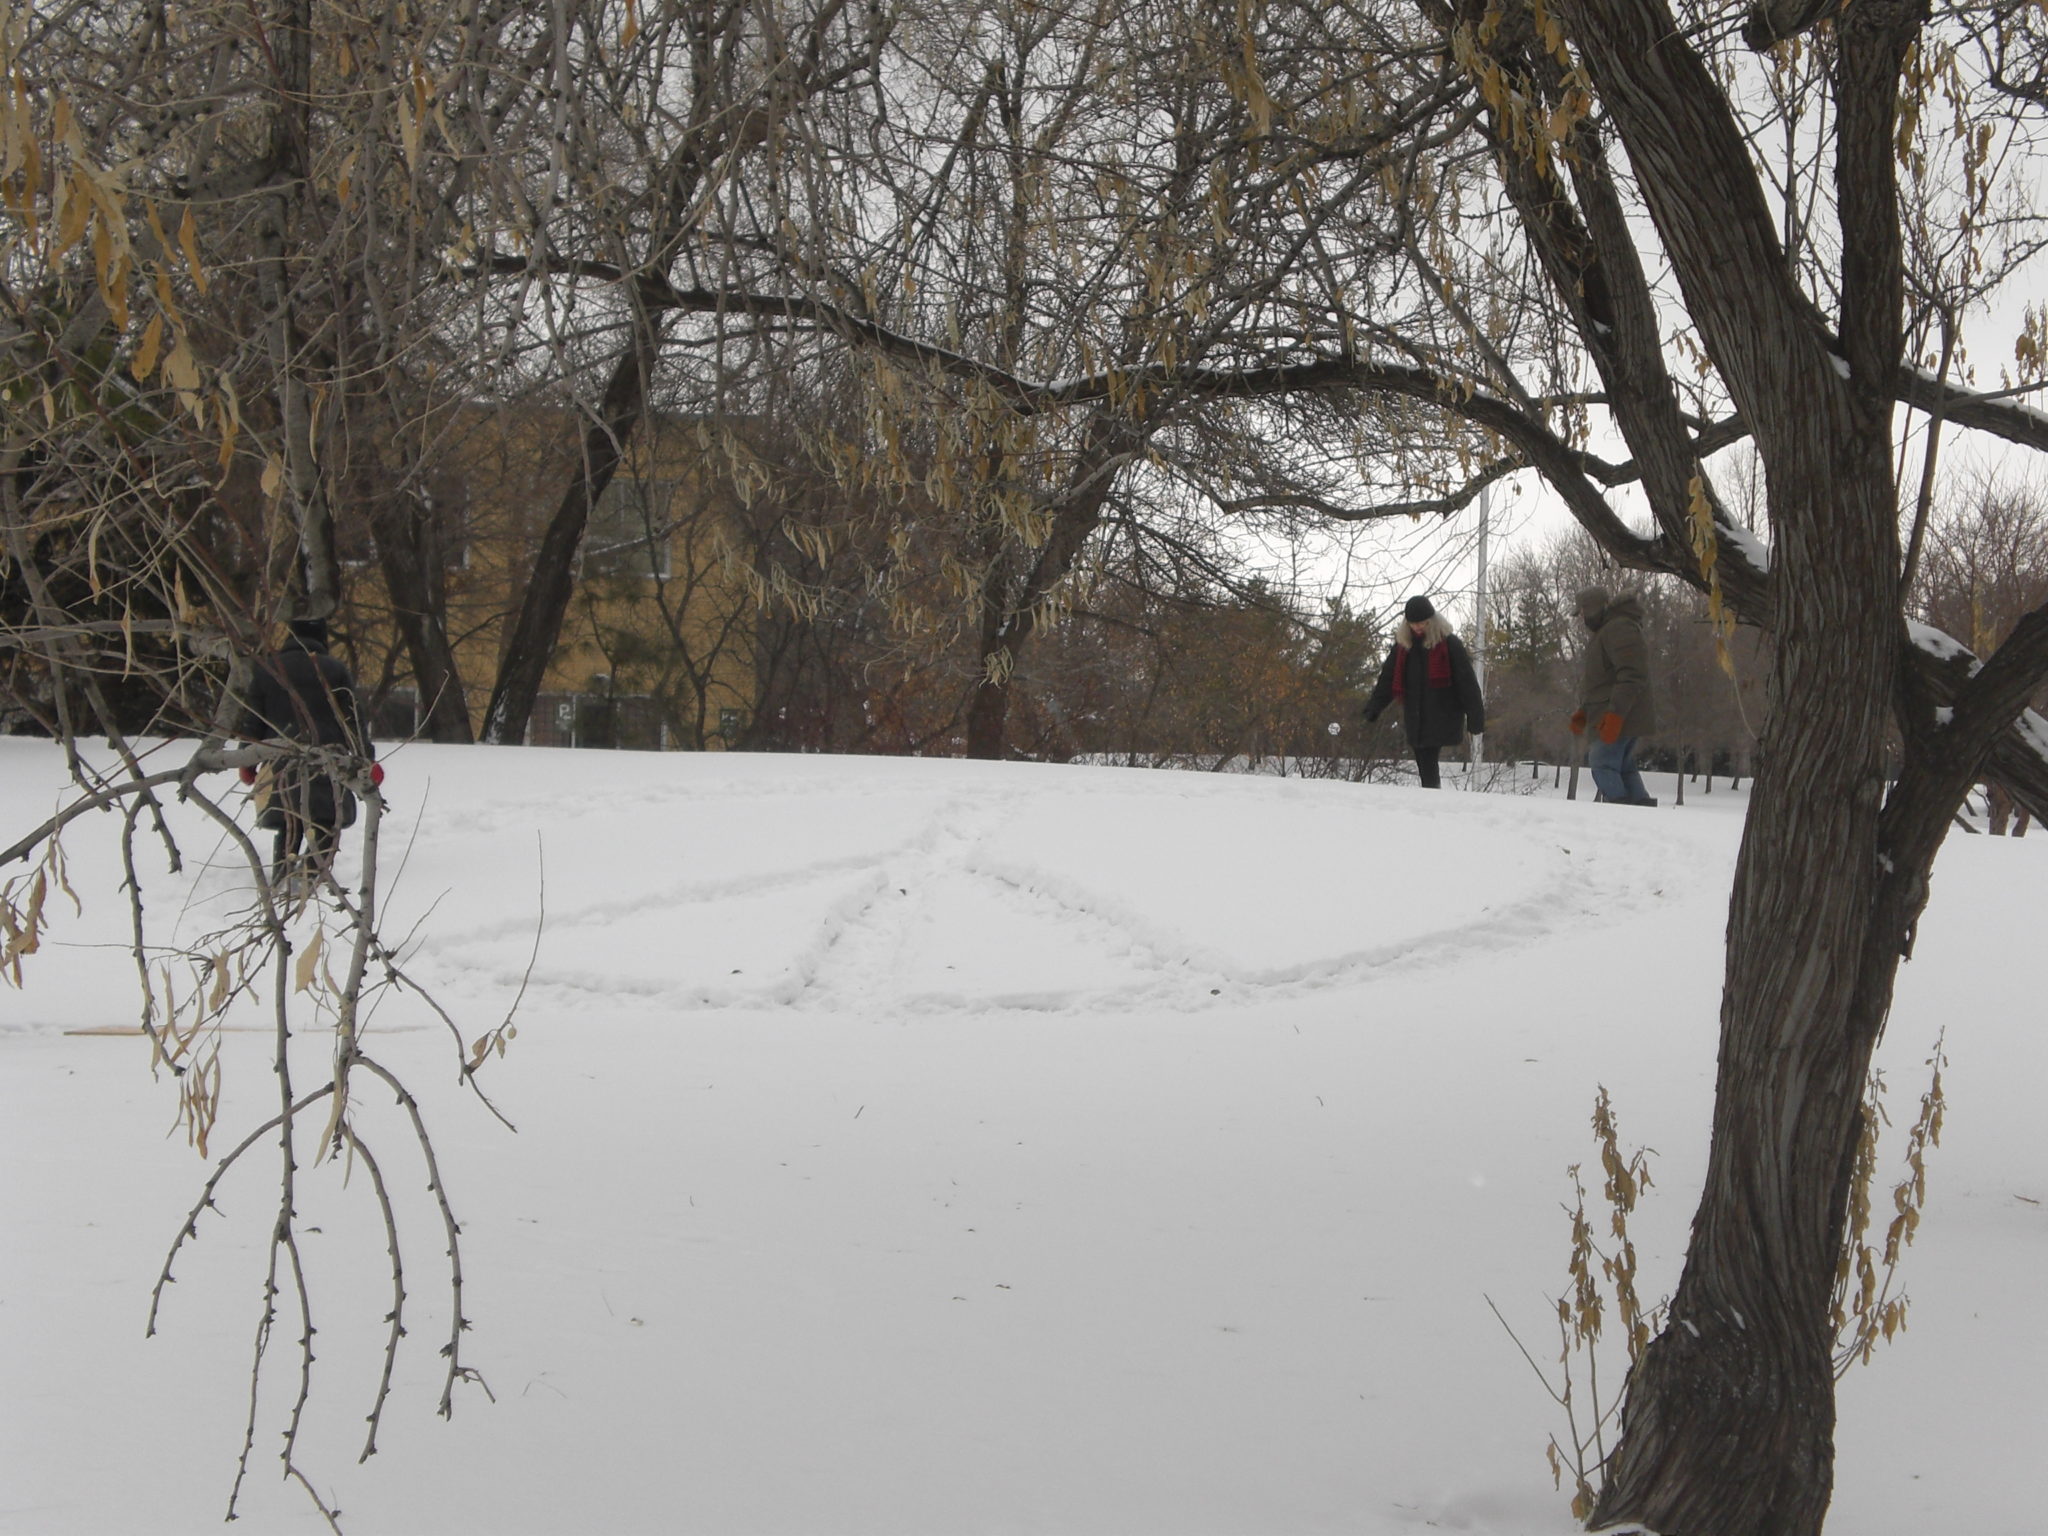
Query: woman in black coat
1361 595 1486 789
236 616 379 885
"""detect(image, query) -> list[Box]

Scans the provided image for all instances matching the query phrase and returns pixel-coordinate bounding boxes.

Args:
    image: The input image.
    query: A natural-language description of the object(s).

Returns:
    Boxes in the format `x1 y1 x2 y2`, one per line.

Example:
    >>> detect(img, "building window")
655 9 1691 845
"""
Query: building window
582 479 675 578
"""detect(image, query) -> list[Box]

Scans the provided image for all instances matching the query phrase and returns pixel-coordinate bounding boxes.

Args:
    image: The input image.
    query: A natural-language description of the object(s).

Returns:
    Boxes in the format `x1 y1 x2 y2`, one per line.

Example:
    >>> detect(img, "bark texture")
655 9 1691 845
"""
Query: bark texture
369 494 473 743
480 336 658 745
962 415 1128 760
1527 2 1939 1532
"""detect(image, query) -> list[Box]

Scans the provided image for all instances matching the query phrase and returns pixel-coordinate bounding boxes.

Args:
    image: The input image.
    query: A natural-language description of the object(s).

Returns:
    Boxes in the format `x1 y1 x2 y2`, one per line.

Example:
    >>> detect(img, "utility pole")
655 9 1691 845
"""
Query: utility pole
1469 481 1489 783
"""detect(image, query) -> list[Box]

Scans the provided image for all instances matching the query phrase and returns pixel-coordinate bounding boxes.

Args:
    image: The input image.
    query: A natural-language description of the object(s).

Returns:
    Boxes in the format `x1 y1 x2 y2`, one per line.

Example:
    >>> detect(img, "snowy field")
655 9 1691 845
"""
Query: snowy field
1 738 2041 1535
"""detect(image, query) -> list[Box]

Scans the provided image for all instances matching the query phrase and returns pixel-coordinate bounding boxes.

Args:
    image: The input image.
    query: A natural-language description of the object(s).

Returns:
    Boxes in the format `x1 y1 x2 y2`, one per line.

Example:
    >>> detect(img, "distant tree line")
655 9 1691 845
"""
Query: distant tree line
738 474 2047 803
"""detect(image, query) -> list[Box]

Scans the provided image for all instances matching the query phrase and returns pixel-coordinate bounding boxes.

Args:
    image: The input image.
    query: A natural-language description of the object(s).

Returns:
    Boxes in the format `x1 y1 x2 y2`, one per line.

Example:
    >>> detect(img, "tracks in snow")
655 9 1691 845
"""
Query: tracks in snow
413 778 1717 1020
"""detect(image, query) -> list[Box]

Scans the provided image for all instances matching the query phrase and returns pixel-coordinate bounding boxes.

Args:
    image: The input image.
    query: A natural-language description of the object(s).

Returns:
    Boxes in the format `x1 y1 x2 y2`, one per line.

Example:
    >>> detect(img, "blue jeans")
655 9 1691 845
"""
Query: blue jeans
1589 736 1650 804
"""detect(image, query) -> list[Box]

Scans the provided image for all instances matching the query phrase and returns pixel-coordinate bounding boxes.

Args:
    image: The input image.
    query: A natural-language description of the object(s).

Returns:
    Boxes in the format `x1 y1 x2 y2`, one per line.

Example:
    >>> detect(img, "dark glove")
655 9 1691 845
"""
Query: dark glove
369 761 385 787
1598 711 1624 745
1362 706 1381 725
238 765 257 785
1568 709 1586 736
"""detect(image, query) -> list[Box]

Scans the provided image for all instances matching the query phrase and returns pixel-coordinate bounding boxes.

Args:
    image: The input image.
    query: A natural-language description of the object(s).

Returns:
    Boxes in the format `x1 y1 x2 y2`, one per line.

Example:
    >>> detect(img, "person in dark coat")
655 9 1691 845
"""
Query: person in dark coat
1567 586 1658 807
1362 595 1486 789
235 616 380 885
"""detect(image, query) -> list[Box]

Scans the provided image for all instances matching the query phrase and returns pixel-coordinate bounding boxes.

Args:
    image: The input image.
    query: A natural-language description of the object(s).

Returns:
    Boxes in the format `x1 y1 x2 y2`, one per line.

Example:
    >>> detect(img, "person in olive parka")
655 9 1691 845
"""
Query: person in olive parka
1362 595 1486 789
1567 585 1659 806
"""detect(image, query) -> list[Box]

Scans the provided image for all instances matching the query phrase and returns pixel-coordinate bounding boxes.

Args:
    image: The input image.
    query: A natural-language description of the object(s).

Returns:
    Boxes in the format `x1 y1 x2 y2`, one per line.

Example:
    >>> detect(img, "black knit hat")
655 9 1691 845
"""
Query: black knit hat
286 616 330 647
1403 595 1435 623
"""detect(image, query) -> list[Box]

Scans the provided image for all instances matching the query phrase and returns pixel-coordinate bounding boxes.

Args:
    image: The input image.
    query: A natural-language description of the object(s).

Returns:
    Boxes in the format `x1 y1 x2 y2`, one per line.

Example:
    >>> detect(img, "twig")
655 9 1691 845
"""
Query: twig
0 749 266 867
345 1126 408 1462
279 1222 322 1495
283 1465 345 1534
499 833 547 1044
352 1052 490 1416
148 1084 338 1336
319 877 519 1133
228 933 304 1522
227 1214 283 1521
119 793 171 1068
1484 1293 1569 1407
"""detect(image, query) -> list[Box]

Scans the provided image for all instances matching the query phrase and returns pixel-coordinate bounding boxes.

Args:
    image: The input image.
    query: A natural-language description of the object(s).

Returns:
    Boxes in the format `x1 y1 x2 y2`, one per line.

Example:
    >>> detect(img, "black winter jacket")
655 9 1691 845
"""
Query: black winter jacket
237 638 373 755
1363 635 1485 749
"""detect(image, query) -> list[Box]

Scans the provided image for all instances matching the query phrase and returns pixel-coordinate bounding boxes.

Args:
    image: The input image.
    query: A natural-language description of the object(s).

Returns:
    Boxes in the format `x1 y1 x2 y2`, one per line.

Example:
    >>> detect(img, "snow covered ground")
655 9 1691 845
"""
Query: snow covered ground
1 739 2040 1535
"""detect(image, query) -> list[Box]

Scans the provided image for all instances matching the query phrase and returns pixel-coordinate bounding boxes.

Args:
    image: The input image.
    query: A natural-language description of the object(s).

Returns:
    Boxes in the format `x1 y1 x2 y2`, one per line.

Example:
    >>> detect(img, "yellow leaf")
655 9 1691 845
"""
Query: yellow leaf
161 337 199 392
178 206 208 293
260 454 284 499
54 170 89 257
153 267 183 329
19 870 47 956
294 930 324 993
144 199 172 257
131 313 163 380
397 89 419 173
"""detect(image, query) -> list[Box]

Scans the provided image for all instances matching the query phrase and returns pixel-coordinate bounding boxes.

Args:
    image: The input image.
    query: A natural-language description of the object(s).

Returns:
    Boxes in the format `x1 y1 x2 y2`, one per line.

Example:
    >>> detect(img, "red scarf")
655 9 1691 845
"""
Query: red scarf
1391 640 1453 700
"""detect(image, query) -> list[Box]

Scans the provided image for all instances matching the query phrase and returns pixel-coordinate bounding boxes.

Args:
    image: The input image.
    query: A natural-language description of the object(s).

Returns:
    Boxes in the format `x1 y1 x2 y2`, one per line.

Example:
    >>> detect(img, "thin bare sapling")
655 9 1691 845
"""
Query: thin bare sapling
1 738 529 1529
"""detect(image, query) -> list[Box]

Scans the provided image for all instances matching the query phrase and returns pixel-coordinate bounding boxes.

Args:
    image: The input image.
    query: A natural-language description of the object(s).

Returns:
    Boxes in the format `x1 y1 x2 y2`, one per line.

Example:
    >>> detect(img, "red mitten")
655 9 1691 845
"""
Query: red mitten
239 765 257 785
1598 711 1624 745
369 761 385 787
1568 709 1586 736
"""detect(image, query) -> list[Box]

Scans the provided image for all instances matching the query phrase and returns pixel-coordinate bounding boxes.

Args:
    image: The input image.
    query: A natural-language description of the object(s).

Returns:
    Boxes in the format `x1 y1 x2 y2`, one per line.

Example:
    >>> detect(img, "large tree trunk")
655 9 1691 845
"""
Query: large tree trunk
1534 3 1929 1531
256 0 338 622
961 414 1128 760
480 331 659 745
369 495 473 743
1590 452 1900 1532
963 674 1011 760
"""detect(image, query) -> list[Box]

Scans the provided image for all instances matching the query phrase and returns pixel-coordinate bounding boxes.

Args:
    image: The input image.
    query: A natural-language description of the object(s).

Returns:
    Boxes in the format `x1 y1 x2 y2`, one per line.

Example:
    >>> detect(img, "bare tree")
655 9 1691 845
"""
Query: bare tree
460 0 897 745
1 3 547 1520
1329 5 2048 1531
696 0 1486 758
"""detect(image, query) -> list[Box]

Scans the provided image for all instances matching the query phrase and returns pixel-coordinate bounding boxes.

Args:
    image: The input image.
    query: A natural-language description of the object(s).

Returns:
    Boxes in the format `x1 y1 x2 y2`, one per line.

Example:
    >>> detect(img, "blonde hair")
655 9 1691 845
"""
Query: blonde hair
1397 614 1453 649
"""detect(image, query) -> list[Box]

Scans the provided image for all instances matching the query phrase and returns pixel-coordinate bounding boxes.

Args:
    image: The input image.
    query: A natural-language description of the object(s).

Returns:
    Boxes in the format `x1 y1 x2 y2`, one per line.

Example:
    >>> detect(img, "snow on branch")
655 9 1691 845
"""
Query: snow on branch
2017 708 2048 768
1898 367 2048 455
1715 514 1771 577
1905 619 1983 674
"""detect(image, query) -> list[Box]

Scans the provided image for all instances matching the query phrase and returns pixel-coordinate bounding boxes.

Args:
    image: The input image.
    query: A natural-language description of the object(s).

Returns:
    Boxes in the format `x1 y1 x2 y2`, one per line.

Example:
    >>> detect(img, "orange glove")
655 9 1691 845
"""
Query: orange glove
1568 709 1586 736
1598 711 1624 744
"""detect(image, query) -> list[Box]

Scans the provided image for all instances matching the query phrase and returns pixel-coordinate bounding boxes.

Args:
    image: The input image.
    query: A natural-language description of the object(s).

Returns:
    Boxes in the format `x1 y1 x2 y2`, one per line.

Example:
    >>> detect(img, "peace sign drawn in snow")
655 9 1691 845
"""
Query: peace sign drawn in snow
1 742 2038 1536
